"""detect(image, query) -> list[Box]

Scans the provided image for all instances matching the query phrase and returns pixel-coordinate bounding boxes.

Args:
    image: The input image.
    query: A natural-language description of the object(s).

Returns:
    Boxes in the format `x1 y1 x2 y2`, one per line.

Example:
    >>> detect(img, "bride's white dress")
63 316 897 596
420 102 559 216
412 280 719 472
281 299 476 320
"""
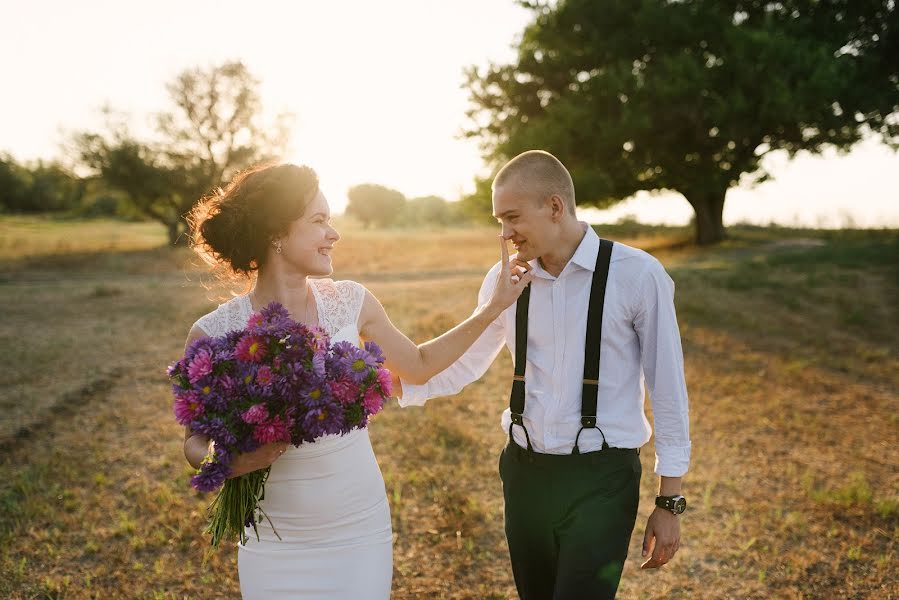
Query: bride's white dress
194 278 393 599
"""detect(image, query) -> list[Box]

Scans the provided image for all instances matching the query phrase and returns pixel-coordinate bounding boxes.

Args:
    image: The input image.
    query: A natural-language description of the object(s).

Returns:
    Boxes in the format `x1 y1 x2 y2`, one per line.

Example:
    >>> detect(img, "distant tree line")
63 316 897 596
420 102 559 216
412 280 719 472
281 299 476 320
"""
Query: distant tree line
1 60 481 240
0 155 83 214
344 184 472 228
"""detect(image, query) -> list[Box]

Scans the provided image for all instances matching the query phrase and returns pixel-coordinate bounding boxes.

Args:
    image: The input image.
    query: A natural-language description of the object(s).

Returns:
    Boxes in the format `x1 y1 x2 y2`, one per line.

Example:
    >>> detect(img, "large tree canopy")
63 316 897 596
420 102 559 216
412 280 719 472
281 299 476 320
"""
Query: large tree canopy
346 184 407 228
465 0 898 244
74 61 291 245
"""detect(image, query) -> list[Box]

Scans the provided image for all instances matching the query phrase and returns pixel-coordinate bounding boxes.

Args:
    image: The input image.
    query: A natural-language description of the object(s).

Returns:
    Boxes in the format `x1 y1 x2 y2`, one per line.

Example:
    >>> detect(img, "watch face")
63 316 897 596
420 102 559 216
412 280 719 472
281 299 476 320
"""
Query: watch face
674 498 687 513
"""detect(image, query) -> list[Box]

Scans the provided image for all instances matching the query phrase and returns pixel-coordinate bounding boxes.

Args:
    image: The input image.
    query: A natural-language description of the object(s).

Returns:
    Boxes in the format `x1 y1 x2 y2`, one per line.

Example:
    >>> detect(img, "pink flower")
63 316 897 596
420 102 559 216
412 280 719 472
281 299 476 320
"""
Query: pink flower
187 350 213 383
376 368 393 397
328 377 360 405
307 329 328 354
235 335 267 363
253 416 290 444
246 312 264 329
363 385 384 414
241 404 269 424
256 365 274 387
173 391 204 424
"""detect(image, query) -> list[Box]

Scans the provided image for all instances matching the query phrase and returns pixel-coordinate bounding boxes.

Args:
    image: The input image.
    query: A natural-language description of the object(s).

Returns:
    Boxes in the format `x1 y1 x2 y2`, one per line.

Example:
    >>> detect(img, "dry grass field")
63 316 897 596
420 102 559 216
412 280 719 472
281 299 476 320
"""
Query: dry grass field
0 214 896 599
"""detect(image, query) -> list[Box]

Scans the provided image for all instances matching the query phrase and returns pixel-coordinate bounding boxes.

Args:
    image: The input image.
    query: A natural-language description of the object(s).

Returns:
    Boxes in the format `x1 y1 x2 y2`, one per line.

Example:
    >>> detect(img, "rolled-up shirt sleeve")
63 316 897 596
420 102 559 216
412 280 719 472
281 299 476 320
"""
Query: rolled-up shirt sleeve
634 260 692 477
398 264 508 407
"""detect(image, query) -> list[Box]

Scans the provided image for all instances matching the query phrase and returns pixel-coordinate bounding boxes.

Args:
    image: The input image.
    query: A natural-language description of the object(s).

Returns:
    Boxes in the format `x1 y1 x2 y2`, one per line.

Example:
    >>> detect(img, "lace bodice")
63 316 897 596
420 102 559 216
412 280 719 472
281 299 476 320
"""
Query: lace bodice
194 279 366 344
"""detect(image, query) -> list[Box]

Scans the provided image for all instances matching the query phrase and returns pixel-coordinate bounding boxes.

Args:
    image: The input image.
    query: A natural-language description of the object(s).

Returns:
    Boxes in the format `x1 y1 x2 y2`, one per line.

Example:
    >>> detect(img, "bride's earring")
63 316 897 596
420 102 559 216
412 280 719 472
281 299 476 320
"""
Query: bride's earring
275 241 282 254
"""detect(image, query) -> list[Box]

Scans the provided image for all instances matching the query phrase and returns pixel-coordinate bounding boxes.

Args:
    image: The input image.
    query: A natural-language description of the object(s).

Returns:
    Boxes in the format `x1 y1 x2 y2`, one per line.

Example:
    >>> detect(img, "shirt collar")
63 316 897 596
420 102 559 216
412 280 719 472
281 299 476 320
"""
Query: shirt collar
528 222 599 278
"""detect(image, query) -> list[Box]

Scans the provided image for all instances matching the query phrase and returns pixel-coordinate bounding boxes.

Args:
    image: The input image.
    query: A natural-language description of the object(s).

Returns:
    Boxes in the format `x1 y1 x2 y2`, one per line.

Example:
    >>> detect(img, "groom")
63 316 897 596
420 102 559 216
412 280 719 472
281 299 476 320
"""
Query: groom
398 150 691 599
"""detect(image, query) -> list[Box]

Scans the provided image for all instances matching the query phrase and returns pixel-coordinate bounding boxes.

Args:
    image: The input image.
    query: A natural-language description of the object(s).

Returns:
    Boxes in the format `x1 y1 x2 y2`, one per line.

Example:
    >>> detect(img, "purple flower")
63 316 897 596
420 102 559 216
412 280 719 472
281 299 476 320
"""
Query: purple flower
337 345 379 383
192 417 237 446
312 352 326 378
302 399 345 439
364 341 385 364
213 443 233 466
191 460 231 492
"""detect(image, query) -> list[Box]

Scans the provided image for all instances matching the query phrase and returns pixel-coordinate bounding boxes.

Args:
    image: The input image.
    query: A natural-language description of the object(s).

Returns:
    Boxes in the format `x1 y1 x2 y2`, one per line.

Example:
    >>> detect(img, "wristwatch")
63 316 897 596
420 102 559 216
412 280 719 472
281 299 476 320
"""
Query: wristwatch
655 495 687 515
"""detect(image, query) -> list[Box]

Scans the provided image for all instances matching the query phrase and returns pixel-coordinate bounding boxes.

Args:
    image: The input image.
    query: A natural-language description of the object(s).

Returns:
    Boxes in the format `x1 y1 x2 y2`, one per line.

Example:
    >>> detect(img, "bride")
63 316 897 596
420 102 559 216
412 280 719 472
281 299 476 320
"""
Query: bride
180 163 532 598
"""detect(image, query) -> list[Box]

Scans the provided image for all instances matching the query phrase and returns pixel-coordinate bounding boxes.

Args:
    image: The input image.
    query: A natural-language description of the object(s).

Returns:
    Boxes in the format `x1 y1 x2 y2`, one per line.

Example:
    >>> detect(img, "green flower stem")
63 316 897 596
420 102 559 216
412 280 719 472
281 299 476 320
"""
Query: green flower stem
203 466 281 547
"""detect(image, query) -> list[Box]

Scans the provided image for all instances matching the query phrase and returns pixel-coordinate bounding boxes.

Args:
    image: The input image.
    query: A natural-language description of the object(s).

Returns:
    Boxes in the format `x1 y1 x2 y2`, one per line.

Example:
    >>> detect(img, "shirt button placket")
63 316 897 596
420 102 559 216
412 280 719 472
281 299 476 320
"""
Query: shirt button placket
548 280 565 446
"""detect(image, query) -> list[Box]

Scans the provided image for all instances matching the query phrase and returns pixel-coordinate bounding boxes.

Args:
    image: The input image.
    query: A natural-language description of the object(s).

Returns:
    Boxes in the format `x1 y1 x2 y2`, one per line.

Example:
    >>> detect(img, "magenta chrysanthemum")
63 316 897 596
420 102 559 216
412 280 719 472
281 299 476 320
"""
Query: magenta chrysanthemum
256 365 274 387
329 377 360 405
253 416 290 444
241 403 269 424
173 390 204 425
363 385 384 414
187 350 213 383
246 312 264 329
376 368 393 397
235 335 267 363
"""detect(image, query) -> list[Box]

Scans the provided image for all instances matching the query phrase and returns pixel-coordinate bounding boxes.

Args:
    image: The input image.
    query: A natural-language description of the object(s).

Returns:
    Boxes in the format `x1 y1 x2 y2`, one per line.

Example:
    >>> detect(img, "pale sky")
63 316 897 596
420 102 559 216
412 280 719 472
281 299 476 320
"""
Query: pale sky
1 0 897 227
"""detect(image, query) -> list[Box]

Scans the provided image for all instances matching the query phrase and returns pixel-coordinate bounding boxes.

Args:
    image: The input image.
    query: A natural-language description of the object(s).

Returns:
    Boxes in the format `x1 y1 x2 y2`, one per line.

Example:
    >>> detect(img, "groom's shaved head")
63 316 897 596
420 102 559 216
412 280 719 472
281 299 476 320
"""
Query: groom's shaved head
493 150 576 215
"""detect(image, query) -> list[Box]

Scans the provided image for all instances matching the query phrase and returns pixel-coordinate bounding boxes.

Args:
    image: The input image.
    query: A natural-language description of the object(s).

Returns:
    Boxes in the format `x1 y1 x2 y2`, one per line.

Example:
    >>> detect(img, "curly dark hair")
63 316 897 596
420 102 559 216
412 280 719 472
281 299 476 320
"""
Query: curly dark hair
188 163 320 276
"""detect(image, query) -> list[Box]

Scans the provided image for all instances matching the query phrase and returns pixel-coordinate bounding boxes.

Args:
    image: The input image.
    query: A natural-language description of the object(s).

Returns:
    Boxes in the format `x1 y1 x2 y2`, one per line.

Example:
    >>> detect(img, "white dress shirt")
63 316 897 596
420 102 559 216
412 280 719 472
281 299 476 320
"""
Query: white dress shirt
400 224 691 477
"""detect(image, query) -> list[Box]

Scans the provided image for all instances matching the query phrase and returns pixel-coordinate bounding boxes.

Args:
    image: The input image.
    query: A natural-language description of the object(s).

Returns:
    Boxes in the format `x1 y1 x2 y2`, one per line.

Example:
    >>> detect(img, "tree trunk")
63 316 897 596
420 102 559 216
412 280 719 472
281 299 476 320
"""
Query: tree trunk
685 189 727 245
167 220 185 246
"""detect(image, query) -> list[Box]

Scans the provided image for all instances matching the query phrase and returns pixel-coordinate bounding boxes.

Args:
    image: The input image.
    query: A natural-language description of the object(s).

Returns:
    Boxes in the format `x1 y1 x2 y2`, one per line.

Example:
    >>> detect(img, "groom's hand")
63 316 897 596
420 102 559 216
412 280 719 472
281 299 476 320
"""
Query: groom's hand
640 507 681 569
487 236 535 312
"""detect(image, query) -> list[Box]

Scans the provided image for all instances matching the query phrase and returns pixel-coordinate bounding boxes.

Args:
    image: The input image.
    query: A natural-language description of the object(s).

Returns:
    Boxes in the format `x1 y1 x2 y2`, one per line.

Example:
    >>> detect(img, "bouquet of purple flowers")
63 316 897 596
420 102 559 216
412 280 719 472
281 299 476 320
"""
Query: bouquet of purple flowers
167 302 392 547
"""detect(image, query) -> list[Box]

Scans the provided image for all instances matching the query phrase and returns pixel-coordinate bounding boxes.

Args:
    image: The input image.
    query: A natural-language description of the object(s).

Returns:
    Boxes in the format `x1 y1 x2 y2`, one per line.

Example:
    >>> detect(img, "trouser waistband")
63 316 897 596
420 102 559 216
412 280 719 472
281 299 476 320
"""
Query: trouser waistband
504 439 638 468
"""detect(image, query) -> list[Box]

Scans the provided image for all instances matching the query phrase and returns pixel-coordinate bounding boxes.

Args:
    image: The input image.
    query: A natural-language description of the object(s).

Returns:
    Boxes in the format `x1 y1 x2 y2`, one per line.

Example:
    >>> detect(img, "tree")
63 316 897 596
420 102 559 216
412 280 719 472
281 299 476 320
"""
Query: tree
465 0 898 244
74 61 291 245
457 175 499 225
0 154 84 213
345 184 406 228
403 195 453 226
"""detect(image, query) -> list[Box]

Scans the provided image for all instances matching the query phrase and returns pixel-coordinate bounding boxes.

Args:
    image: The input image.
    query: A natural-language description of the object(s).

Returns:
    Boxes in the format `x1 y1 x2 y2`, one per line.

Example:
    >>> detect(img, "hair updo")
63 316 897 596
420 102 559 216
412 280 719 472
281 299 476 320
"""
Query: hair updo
188 163 319 276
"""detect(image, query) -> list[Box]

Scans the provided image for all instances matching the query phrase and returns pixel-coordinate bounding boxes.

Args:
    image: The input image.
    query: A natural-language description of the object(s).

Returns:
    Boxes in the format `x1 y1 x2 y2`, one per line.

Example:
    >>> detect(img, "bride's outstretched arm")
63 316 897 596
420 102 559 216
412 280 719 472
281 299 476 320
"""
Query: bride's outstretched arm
358 237 532 385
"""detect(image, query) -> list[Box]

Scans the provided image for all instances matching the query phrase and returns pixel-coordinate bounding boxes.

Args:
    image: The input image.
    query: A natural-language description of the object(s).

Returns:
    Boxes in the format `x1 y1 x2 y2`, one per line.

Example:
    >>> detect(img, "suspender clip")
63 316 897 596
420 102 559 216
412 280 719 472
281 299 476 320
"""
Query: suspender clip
510 412 524 426
512 375 525 382
581 416 596 428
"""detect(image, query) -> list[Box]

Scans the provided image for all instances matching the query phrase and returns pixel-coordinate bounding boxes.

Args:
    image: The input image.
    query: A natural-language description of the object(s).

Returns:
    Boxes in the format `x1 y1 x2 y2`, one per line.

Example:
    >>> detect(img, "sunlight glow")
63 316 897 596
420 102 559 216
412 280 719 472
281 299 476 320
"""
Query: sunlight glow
1 0 897 226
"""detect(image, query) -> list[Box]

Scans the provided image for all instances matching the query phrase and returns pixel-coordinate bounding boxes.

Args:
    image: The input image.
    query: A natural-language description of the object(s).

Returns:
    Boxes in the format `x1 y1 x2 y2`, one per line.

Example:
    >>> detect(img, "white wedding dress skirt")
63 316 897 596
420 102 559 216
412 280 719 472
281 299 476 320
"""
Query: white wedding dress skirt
237 428 392 599
194 279 393 599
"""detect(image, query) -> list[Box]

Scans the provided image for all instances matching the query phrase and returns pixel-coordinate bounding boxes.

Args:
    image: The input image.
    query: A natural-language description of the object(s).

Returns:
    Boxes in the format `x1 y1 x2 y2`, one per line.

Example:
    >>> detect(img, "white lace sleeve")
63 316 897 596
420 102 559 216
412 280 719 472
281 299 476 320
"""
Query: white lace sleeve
192 297 250 338
193 308 222 337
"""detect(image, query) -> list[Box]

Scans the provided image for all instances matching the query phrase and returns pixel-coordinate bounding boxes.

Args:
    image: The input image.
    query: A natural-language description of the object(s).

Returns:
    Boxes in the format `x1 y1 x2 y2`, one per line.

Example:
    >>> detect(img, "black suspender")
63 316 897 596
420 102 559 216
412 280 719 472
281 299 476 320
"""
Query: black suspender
508 238 614 455
574 238 614 453
509 281 532 450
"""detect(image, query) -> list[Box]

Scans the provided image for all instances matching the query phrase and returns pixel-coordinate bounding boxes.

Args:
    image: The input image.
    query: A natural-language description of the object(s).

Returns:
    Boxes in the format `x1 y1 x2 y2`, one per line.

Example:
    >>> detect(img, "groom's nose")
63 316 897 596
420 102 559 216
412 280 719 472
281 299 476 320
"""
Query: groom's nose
501 222 514 240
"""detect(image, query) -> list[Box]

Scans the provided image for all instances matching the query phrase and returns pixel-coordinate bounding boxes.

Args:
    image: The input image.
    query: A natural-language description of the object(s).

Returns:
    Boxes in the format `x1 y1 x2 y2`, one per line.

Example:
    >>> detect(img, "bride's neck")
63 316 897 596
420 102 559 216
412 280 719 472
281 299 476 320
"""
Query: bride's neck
250 268 311 317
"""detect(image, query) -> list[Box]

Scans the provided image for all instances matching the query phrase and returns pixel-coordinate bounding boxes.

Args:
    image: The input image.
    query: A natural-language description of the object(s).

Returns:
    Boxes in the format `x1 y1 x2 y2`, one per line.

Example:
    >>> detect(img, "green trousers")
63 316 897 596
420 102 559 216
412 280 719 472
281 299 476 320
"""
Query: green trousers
499 442 641 599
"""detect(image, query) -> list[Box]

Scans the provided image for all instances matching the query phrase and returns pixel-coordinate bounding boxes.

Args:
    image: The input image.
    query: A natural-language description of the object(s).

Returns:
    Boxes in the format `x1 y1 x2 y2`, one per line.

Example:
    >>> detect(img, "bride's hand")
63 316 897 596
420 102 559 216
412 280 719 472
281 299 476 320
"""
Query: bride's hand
226 441 289 478
485 236 535 315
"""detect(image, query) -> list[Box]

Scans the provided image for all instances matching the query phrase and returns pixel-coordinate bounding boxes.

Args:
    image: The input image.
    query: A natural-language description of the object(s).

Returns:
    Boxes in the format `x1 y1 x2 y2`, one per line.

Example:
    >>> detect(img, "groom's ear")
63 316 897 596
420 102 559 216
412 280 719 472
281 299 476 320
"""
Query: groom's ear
549 194 566 222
